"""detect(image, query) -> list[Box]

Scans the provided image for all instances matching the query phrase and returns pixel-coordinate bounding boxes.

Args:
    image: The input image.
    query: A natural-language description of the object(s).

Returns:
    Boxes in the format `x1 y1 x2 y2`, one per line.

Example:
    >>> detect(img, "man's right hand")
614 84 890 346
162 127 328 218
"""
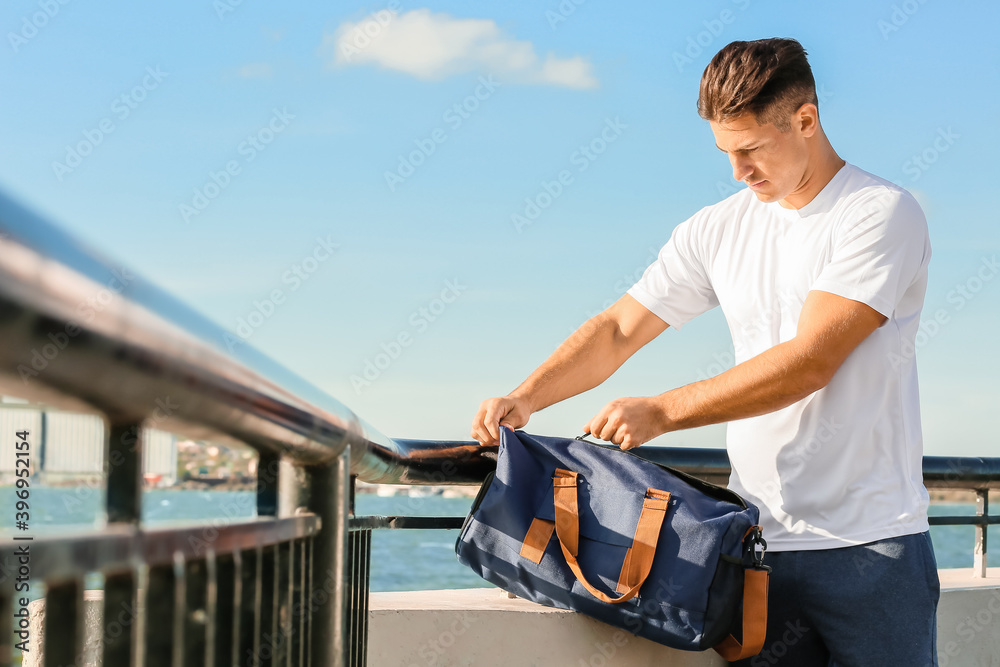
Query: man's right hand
470 395 533 446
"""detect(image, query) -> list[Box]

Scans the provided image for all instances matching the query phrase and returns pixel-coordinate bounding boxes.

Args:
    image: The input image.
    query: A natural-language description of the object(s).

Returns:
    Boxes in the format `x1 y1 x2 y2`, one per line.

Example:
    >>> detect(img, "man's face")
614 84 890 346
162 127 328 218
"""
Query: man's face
710 111 810 205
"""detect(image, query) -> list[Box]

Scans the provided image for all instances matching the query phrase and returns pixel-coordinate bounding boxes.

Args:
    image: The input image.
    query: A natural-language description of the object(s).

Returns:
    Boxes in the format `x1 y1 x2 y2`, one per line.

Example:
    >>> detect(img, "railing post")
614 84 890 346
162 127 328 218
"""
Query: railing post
106 421 143 524
104 420 143 666
258 451 281 518
307 446 350 667
974 489 988 578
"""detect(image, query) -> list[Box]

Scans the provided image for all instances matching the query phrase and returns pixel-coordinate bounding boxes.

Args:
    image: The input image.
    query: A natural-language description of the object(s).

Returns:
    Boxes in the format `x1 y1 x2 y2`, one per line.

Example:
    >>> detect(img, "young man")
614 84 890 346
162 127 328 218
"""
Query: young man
471 38 939 665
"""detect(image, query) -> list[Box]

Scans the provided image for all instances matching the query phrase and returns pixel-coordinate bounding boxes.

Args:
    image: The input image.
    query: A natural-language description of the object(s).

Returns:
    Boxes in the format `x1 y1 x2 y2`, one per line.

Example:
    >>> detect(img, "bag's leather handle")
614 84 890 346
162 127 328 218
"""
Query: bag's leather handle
551 468 670 604
713 527 770 660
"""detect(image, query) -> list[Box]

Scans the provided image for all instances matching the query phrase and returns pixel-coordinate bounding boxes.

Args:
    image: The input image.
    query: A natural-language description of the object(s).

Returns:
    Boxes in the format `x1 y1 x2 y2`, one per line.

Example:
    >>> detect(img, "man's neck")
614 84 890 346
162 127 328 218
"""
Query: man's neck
779 140 846 210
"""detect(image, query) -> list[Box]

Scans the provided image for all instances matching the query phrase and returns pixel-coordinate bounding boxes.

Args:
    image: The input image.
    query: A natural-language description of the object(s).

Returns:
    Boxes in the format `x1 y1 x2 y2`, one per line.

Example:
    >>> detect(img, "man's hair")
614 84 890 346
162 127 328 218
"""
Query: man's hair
698 38 818 131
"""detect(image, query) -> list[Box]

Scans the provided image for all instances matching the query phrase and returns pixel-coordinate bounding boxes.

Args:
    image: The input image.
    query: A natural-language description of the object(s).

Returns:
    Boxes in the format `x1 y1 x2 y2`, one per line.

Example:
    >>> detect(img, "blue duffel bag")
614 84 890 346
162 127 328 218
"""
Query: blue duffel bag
456 426 770 660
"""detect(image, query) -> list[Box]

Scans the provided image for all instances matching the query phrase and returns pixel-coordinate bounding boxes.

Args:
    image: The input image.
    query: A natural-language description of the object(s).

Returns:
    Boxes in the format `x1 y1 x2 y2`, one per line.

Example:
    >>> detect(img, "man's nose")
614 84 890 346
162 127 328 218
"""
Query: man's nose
732 156 754 182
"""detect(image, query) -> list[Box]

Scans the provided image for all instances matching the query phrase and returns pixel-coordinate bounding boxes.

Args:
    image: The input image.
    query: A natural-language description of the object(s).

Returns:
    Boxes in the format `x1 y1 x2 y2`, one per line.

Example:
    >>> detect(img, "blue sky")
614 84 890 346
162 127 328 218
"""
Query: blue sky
1 0 997 455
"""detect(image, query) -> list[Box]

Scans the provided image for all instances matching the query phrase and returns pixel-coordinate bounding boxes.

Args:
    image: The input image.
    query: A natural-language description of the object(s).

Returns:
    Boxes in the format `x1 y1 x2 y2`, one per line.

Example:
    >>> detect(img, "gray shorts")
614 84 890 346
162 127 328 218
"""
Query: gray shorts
729 530 940 667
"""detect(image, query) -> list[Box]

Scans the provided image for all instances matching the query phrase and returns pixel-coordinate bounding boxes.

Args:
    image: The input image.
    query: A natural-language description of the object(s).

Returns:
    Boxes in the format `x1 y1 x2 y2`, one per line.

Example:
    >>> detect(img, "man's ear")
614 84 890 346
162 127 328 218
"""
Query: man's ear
795 102 820 138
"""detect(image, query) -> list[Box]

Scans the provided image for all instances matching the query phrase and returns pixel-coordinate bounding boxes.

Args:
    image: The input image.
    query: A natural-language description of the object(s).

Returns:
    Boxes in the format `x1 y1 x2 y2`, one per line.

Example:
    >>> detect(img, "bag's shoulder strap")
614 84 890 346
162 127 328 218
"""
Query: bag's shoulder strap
713 526 770 661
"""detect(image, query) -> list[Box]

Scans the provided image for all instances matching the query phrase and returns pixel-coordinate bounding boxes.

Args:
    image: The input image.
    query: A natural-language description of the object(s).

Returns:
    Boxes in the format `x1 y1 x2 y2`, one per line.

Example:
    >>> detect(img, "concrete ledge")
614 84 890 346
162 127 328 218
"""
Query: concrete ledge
372 571 1000 667
369 588 726 667
936 568 1000 665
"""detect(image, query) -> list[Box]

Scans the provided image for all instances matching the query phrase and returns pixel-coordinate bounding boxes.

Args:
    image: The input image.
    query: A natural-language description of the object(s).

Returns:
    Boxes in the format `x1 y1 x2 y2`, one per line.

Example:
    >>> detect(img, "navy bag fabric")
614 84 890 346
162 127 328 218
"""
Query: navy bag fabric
456 426 762 652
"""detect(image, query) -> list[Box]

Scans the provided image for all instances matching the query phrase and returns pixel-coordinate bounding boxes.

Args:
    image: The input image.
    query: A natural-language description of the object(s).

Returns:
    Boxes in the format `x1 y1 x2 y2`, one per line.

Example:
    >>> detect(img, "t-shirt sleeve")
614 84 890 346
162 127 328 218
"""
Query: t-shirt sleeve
626 211 719 330
810 189 931 318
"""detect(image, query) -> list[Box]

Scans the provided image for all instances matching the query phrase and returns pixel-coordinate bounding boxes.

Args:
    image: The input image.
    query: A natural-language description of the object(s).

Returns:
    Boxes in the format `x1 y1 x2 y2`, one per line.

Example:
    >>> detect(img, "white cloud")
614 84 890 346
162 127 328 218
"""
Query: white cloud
321 8 598 89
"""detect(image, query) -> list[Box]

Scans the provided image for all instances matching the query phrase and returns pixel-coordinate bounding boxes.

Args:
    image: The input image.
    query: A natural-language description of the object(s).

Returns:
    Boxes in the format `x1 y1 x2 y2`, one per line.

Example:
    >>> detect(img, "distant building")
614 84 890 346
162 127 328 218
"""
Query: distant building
0 398 177 485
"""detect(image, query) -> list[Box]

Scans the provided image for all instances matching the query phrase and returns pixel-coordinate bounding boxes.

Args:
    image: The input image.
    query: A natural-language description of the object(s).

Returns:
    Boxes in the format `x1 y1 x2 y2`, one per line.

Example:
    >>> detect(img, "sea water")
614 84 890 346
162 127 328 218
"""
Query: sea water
0 488 992 592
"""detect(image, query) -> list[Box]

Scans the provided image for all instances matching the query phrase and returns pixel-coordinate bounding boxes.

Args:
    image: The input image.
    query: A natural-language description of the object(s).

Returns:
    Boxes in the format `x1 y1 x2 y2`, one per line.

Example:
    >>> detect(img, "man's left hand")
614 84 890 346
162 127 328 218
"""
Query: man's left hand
584 396 671 450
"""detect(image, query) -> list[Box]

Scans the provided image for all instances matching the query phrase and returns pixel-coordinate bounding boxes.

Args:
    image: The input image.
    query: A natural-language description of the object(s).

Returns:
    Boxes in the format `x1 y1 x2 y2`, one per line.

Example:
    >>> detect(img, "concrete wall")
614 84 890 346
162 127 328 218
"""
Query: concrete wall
371 571 1000 667
937 569 1000 666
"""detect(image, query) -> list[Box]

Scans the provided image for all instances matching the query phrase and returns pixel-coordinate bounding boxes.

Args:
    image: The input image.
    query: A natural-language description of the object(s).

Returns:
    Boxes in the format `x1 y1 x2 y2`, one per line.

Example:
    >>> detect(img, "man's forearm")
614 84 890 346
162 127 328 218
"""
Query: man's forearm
510 314 637 413
656 338 829 431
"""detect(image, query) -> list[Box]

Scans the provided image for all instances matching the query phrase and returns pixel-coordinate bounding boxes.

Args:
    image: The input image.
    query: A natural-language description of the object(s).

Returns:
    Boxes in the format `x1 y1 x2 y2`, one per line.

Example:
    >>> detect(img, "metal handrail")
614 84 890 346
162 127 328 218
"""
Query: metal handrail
0 191 388 666
0 193 395 466
358 438 1000 491
354 441 1000 581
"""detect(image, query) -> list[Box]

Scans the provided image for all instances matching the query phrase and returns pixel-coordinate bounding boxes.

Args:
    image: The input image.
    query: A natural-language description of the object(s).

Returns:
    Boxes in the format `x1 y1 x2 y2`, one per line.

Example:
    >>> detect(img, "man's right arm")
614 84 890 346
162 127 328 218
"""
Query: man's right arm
470 294 669 446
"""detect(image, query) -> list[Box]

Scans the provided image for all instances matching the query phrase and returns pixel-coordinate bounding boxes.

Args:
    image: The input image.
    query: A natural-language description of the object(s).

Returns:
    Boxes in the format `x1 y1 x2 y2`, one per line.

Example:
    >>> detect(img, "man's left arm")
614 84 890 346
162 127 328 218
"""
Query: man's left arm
584 289 886 449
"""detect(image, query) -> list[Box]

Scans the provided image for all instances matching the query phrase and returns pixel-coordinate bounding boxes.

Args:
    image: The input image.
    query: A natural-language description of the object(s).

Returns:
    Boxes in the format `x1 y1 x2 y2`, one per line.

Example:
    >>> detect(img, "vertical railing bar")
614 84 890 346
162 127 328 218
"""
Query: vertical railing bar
205 550 218 667
306 537 314 667
974 489 988 578
288 539 299 667
233 551 244 667
254 544 263 666
145 563 178 667
295 537 309 667
224 551 241 667
354 532 363 667
44 579 82 667
181 556 208 666
173 552 187 667
273 543 281 666
278 540 290 667
346 531 357 667
259 544 276 667
237 548 257 667
102 570 136 667
355 531 363 667
362 529 371 667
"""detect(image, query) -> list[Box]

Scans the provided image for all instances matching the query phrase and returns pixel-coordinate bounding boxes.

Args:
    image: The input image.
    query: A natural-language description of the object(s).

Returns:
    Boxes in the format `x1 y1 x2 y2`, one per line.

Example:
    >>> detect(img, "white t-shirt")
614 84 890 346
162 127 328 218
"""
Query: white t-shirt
627 162 932 551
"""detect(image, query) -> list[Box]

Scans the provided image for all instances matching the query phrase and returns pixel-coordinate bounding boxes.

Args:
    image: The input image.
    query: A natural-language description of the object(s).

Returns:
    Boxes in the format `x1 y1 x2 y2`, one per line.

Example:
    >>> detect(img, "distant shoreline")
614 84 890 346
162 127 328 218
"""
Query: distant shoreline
2 482 993 504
